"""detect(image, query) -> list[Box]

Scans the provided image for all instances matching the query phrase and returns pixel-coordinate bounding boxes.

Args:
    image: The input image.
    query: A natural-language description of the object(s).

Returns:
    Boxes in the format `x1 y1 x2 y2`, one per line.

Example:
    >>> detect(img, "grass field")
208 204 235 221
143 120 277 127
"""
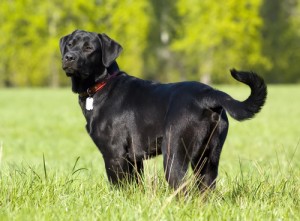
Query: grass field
0 85 299 220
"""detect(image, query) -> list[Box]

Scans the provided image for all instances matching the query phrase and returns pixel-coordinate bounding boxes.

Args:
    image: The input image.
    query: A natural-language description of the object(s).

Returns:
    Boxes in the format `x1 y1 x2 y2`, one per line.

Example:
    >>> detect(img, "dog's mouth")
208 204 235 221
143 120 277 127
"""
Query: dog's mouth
62 65 91 79
66 72 75 77
64 67 75 76
62 63 78 76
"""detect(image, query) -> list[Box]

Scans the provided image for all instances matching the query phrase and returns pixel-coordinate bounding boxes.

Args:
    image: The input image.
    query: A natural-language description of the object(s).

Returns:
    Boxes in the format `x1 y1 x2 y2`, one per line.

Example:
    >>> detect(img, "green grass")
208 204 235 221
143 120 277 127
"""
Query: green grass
0 86 299 220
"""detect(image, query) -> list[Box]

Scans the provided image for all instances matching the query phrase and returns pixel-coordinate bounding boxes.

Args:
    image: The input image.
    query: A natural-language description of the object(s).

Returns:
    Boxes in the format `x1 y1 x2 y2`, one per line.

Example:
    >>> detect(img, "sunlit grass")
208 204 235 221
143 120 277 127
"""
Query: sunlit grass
0 86 299 220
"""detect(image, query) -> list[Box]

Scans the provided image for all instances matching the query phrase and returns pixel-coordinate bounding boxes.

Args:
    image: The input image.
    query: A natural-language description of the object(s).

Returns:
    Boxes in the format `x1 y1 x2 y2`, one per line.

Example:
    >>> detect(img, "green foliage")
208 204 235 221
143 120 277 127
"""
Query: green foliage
0 86 299 220
260 0 300 83
96 0 151 78
0 0 300 86
172 0 269 83
0 0 150 86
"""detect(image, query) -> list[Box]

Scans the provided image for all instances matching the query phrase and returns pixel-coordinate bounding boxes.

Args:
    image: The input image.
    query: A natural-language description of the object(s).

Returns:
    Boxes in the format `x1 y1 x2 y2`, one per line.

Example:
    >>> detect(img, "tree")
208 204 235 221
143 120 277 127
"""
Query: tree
260 0 300 83
142 0 182 82
0 0 150 86
94 0 151 79
1 0 300 86
172 0 269 83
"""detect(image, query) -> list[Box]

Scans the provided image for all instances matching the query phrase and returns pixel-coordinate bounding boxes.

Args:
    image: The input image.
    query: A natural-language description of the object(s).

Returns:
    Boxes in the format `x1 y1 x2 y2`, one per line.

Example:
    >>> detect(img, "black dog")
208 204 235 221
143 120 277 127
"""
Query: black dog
59 30 267 191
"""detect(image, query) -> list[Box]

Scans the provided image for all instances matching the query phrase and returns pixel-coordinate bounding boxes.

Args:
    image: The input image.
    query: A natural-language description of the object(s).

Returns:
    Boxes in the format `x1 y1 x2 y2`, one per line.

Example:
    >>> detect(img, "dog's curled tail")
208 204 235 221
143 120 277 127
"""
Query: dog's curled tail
210 69 267 121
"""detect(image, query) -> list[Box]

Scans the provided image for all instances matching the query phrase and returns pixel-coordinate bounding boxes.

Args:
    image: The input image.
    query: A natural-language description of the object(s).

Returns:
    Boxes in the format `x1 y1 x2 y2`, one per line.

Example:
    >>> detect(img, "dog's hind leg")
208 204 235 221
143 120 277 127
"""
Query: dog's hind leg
162 128 190 190
191 110 228 192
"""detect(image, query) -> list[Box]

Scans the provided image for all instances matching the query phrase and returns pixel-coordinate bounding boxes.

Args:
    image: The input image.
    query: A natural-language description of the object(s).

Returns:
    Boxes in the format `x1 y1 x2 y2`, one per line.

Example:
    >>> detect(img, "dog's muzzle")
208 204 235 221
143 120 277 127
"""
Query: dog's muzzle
62 52 79 76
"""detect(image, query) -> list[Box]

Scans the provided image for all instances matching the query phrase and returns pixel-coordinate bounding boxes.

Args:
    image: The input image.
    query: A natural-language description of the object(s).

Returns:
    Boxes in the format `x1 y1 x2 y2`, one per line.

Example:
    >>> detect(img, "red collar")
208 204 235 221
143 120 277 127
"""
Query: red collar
79 72 120 98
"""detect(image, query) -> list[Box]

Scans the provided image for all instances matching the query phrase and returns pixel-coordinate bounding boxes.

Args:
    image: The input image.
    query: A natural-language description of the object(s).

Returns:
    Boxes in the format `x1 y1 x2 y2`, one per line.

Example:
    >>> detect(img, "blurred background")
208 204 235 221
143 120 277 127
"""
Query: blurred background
0 0 300 87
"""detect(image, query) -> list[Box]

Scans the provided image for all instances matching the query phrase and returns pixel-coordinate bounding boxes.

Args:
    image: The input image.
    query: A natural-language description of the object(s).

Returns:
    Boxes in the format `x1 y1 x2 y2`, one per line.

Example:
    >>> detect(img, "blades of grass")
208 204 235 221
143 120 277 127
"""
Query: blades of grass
0 141 3 167
28 166 42 182
154 180 190 221
72 156 80 174
287 139 299 169
72 167 88 176
71 157 87 176
238 157 244 188
43 153 48 181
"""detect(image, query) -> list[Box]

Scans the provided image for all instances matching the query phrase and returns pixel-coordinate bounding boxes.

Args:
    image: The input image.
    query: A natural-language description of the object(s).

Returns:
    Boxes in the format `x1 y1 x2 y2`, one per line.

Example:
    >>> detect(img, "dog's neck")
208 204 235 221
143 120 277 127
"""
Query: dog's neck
71 61 120 94
107 61 119 75
71 75 97 94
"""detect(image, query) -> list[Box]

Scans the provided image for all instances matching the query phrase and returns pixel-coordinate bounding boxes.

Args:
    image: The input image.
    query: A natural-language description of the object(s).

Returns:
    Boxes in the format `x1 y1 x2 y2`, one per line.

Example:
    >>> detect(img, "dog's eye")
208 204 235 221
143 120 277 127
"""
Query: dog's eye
67 42 72 47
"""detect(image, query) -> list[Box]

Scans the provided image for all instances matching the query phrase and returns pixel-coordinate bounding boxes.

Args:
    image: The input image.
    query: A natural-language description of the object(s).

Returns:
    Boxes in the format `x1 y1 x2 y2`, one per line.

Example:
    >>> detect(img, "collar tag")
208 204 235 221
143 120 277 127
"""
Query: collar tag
86 97 94 110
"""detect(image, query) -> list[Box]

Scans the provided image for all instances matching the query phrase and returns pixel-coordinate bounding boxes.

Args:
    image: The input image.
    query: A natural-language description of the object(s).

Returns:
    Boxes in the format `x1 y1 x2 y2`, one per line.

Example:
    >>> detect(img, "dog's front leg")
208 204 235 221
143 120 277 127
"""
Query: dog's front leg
104 156 143 185
104 156 130 184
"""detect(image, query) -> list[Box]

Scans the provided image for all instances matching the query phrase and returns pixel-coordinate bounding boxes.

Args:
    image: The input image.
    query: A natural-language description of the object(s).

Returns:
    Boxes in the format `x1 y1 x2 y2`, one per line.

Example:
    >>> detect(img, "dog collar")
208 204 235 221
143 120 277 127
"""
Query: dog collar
79 72 120 98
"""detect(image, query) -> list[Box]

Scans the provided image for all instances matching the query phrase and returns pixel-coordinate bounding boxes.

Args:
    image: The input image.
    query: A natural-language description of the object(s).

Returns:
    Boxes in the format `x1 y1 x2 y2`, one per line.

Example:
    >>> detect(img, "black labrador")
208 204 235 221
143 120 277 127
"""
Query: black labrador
59 30 267 191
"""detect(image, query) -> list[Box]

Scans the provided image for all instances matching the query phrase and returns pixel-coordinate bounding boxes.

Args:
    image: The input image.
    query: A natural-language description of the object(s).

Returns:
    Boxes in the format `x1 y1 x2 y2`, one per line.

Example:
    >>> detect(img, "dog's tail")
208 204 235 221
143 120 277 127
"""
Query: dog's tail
208 69 267 121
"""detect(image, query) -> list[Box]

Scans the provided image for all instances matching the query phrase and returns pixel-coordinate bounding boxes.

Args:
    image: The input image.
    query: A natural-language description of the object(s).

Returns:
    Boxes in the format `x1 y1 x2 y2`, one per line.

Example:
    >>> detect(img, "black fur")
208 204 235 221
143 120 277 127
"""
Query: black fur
60 30 267 191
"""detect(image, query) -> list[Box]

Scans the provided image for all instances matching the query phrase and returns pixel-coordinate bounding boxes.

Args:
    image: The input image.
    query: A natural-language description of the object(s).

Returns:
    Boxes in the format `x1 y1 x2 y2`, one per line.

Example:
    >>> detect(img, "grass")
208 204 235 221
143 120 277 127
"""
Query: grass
0 85 299 220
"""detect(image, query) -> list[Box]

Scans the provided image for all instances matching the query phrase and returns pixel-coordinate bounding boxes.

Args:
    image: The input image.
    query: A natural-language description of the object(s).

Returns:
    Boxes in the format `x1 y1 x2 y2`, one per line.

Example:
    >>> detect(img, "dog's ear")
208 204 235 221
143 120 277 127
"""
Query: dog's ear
98 34 123 67
59 34 70 55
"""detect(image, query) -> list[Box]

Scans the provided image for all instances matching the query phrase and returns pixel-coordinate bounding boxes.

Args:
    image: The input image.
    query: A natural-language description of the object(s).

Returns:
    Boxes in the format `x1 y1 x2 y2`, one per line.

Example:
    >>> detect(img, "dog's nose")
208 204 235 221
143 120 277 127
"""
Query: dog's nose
64 53 75 61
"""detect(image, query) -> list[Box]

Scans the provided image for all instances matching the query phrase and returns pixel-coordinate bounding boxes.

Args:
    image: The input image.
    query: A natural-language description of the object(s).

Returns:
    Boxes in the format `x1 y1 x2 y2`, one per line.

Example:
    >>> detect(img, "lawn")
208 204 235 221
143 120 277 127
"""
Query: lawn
0 85 299 220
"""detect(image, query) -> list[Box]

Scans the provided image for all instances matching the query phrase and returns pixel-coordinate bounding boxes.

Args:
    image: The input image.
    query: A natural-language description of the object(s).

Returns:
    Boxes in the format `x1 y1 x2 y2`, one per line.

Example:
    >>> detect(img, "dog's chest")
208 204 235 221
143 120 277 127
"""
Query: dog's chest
79 98 88 112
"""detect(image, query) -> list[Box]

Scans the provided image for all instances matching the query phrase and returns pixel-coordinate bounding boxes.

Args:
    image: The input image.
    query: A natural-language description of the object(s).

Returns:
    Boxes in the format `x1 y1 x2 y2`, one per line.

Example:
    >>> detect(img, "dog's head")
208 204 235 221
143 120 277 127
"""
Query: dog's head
59 30 122 82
